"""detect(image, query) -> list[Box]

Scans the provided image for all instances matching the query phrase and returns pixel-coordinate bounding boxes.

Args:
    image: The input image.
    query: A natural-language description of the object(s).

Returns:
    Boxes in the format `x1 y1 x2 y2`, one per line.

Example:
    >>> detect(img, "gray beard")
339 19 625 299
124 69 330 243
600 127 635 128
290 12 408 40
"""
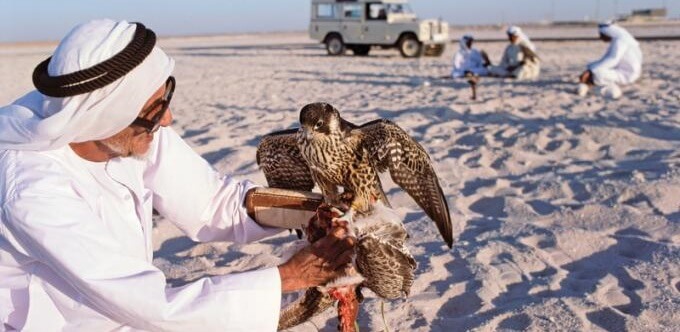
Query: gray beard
97 139 150 161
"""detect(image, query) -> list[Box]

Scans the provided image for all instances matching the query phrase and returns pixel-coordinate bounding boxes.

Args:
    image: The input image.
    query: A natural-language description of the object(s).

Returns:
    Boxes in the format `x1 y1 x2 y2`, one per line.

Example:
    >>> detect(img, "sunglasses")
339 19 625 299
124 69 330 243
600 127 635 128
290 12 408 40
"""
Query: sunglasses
131 76 175 134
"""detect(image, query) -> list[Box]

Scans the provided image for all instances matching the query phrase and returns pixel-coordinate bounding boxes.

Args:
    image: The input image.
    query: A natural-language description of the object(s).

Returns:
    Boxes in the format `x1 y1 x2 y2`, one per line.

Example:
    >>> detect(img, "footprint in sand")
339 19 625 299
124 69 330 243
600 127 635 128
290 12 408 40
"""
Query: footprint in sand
461 178 497 196
592 274 634 309
519 232 557 250
526 200 558 216
469 196 507 218
492 127 519 148
586 307 627 332
475 242 555 307
497 313 532 331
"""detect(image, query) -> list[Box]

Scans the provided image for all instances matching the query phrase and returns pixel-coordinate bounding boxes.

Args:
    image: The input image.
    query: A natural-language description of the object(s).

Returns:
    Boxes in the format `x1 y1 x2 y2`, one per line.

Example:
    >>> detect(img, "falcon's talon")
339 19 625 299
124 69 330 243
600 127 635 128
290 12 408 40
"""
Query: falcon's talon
329 207 345 217
332 209 354 224
331 209 356 238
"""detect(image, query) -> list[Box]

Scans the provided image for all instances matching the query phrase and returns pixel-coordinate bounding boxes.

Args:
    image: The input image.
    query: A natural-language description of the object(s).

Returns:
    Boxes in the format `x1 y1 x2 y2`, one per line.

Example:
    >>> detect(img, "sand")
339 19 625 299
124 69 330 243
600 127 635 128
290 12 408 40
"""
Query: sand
1 28 679 331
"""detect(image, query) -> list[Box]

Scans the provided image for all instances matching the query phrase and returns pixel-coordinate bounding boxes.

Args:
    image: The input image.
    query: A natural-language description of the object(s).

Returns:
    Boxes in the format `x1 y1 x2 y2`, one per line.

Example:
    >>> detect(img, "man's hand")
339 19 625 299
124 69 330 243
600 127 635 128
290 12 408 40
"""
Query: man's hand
579 70 593 85
278 225 356 292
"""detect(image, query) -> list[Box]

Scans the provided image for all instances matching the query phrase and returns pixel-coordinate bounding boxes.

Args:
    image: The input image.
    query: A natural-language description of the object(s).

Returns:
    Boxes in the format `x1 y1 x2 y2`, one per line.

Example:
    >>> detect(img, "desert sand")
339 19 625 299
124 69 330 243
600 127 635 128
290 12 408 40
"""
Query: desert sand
1 27 679 331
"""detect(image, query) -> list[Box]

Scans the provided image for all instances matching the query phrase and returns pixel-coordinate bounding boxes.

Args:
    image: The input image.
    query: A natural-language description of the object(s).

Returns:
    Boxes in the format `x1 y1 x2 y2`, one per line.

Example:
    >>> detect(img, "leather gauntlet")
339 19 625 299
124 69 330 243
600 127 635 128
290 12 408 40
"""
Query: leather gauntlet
245 187 324 229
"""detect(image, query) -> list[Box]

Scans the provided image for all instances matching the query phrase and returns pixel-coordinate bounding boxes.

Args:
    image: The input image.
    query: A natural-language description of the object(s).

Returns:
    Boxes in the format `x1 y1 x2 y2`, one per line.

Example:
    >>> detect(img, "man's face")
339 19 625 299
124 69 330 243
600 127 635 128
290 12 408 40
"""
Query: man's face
508 34 519 43
466 38 473 49
99 82 174 158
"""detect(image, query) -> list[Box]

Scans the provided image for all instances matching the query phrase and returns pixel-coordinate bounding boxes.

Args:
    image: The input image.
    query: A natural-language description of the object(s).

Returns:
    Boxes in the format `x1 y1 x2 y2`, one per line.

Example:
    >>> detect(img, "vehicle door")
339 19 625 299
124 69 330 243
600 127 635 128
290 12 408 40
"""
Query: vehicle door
363 2 390 45
339 2 363 44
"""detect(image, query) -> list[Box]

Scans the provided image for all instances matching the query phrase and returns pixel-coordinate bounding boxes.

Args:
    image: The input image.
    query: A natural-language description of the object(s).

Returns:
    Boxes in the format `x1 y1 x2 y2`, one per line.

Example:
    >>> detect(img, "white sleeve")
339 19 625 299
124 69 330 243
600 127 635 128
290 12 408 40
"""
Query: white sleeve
588 41 626 71
450 51 464 77
452 51 465 71
3 178 282 331
144 127 283 242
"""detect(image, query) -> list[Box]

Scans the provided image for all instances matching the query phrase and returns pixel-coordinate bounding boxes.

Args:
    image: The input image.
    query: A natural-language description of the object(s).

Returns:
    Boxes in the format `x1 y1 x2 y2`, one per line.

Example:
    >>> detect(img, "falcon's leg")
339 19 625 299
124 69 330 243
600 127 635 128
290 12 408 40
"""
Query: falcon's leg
316 179 342 206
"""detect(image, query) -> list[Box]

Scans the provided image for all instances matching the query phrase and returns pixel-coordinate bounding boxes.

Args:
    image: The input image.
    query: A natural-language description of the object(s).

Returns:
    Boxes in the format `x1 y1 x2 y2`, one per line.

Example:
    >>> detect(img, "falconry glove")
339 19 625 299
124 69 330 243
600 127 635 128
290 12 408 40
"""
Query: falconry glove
245 187 324 229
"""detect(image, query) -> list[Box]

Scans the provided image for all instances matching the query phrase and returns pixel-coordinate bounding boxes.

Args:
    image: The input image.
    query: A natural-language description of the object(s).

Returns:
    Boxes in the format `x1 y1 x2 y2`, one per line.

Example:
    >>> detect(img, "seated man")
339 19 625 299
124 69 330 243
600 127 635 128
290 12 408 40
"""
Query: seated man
0 19 355 331
488 26 540 80
451 34 490 79
577 22 642 99
451 34 491 100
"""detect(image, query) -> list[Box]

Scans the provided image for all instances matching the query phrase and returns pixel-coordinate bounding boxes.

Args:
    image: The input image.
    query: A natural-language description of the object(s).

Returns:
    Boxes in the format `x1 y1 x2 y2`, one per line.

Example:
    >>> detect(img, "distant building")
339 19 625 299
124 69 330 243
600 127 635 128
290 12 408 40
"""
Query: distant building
620 8 667 22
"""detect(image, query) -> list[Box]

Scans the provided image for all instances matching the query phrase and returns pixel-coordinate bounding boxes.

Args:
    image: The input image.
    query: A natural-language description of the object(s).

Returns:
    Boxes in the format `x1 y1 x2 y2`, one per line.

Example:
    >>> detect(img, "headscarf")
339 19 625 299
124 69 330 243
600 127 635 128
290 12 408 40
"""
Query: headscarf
0 19 175 151
598 21 639 47
459 34 474 52
507 26 536 52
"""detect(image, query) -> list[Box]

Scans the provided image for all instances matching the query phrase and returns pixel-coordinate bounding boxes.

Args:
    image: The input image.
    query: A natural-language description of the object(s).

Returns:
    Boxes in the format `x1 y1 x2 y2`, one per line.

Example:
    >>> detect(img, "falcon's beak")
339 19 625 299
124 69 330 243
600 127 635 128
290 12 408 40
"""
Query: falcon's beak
300 127 313 142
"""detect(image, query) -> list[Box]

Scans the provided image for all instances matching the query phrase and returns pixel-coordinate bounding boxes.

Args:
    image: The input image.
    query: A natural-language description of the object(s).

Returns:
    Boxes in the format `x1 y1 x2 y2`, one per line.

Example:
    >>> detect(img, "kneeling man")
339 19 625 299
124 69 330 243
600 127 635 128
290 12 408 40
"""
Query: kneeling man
578 22 642 99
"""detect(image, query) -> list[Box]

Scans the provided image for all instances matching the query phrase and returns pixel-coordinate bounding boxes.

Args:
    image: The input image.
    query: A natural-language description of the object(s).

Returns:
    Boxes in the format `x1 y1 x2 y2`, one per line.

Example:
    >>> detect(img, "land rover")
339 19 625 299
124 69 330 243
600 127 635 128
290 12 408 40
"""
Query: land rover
309 0 449 57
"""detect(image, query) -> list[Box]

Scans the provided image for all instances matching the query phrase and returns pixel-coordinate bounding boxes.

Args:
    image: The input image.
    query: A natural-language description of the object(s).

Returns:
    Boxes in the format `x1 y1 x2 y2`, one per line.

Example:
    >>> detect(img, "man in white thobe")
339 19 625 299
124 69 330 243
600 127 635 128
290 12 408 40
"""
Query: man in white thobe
451 35 490 78
577 22 643 99
0 19 354 331
488 26 540 80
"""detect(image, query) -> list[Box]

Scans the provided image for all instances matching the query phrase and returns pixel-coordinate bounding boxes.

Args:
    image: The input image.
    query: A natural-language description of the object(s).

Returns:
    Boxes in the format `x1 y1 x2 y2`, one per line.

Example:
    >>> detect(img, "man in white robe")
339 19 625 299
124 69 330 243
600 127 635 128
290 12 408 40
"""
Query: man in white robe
451 35 490 78
450 34 491 100
577 22 643 99
0 19 354 331
488 26 540 80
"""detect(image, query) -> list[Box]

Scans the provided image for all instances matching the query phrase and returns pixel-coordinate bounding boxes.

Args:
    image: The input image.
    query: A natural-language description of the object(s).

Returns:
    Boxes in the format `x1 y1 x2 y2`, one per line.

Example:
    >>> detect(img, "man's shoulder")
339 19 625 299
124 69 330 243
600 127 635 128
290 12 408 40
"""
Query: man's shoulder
0 149 76 203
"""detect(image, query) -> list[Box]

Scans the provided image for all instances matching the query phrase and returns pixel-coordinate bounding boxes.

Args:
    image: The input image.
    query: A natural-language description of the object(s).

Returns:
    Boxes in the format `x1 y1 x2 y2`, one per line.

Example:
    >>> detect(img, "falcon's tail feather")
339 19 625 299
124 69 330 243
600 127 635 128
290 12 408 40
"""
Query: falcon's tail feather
278 288 336 330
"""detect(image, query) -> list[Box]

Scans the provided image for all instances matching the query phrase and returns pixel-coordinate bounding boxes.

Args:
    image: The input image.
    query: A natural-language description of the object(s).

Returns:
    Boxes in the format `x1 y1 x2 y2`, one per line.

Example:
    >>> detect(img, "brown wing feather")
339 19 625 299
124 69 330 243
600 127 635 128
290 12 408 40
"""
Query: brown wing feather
256 129 314 191
356 225 416 299
358 119 453 248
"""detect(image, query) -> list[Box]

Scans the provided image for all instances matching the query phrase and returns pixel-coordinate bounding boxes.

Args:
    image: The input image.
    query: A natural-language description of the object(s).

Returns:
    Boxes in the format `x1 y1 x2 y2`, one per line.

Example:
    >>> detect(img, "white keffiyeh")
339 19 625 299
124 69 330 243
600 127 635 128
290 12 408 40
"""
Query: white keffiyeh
588 22 642 86
0 19 174 151
507 25 536 52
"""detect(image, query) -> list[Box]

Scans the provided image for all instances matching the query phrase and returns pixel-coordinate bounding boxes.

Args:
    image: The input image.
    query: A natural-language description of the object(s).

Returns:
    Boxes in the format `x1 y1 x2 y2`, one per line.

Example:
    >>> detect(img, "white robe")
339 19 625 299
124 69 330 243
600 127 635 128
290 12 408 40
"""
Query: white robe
588 25 642 86
0 127 283 331
488 43 540 80
451 39 488 78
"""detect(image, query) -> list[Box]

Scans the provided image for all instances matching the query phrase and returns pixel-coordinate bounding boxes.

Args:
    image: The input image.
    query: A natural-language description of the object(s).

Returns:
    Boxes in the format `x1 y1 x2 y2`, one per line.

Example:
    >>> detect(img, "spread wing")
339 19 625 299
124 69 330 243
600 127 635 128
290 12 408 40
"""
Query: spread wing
358 119 453 248
256 128 314 191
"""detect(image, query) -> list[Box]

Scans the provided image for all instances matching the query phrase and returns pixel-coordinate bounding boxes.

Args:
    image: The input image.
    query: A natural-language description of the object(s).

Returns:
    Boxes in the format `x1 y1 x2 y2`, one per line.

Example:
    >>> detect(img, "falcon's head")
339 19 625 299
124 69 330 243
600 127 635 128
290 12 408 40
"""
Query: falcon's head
299 102 347 143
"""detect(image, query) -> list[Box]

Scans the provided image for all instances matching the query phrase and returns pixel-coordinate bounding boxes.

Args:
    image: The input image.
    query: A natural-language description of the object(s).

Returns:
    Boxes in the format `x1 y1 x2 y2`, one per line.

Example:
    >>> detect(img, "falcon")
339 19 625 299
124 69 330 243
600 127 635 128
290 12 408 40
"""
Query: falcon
256 102 452 247
256 102 452 330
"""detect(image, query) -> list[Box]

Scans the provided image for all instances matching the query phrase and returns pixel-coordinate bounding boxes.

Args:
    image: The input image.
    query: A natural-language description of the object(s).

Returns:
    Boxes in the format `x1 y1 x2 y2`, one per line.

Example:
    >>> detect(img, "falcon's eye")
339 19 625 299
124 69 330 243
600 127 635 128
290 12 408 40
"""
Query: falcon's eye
314 120 324 130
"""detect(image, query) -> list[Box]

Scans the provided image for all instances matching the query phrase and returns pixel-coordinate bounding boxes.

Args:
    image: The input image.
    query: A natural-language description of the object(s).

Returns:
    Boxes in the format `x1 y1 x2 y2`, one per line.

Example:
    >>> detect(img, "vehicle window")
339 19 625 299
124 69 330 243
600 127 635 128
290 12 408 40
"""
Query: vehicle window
366 3 387 20
386 4 413 14
343 4 362 19
316 4 337 19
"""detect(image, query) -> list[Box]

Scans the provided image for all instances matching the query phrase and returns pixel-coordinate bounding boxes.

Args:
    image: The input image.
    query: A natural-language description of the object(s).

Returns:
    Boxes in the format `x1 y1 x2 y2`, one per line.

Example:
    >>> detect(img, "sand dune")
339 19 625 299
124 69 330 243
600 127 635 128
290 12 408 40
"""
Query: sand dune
1 30 679 331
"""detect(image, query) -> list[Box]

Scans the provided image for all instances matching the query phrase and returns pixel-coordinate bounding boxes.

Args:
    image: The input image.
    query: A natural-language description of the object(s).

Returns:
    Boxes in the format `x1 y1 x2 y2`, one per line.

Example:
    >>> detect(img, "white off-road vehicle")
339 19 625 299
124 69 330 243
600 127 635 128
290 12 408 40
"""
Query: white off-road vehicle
309 0 449 57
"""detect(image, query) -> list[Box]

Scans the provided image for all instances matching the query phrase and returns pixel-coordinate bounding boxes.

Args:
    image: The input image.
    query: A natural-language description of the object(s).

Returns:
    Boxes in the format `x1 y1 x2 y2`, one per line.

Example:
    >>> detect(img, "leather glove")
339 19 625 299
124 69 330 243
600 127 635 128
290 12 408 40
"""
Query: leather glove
245 187 324 229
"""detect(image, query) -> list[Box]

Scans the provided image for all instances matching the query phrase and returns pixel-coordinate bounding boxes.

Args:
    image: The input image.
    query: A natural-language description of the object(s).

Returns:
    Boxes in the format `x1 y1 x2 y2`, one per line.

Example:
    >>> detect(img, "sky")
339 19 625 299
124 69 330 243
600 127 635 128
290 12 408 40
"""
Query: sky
1 0 678 43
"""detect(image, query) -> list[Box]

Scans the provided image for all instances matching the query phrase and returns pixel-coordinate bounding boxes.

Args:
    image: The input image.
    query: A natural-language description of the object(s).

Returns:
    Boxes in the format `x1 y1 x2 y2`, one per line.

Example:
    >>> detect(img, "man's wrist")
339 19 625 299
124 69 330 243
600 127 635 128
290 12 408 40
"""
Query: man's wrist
278 264 302 292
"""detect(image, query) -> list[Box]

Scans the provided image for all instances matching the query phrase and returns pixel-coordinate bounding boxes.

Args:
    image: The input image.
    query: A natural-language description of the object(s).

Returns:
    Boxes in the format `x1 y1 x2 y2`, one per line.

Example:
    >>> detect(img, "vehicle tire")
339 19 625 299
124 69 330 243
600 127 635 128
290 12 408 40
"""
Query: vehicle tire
424 43 446 57
398 34 422 58
325 34 345 56
352 45 371 56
